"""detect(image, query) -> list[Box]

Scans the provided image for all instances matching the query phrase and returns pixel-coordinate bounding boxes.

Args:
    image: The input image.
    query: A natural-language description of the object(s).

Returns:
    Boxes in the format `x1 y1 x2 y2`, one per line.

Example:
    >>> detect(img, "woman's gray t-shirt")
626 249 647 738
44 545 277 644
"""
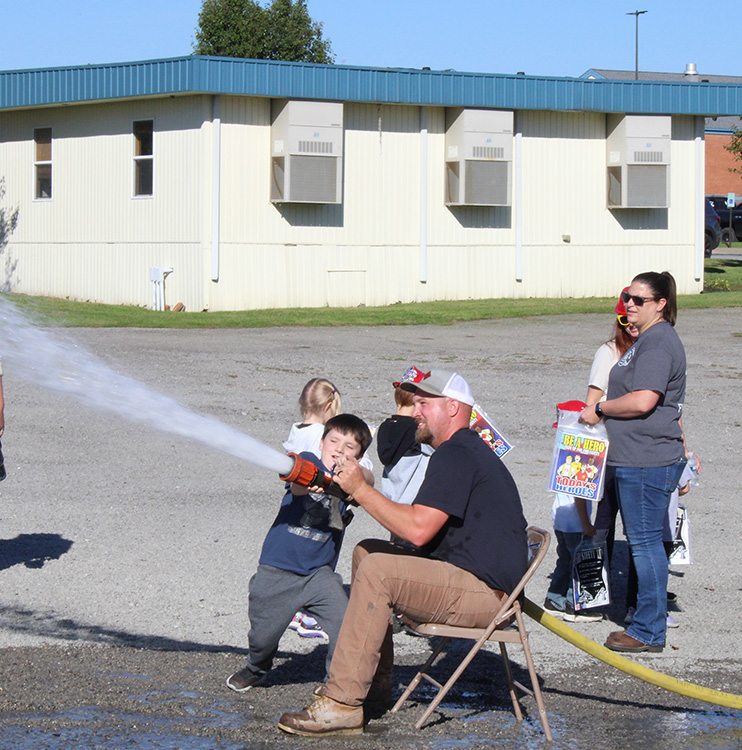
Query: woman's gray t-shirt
605 321 686 467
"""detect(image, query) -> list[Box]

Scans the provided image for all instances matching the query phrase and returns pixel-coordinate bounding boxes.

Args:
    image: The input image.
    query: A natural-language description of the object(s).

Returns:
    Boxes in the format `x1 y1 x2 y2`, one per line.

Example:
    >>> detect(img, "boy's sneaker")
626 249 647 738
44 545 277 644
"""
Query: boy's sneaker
290 613 328 640
563 603 602 622
226 667 266 693
625 606 636 624
542 597 566 618
666 614 679 628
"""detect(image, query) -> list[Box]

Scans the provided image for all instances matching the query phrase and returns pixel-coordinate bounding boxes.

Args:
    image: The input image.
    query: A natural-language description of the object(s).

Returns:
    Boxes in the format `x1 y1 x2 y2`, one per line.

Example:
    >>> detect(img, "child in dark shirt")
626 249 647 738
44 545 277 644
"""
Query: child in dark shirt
376 366 433 511
226 414 372 693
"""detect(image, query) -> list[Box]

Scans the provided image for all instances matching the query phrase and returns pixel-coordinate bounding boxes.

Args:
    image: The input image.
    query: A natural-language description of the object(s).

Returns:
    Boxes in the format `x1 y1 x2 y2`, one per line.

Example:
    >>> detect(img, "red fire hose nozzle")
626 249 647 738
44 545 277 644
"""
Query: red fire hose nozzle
279 452 350 502
280 452 329 489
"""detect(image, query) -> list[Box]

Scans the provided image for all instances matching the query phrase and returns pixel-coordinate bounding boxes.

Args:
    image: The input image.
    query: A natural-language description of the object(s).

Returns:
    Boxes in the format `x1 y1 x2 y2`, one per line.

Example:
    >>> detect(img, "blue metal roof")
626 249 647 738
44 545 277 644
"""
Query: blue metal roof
2 55 742 115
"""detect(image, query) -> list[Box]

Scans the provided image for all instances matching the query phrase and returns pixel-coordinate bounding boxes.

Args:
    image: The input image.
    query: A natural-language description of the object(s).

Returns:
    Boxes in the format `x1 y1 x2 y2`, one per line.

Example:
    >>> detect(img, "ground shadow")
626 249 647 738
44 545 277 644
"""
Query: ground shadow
0 533 73 571
387 637 544 727
0 602 250 654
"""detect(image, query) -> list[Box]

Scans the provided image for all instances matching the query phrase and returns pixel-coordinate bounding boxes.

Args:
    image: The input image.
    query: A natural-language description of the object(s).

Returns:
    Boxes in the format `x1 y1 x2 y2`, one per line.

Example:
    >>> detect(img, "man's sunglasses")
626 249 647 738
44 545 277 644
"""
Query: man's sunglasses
620 291 657 307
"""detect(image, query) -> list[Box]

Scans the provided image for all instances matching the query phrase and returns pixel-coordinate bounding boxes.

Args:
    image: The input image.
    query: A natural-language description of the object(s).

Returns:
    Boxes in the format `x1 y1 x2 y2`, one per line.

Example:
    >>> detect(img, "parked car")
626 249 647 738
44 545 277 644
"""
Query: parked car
707 194 742 245
705 199 721 257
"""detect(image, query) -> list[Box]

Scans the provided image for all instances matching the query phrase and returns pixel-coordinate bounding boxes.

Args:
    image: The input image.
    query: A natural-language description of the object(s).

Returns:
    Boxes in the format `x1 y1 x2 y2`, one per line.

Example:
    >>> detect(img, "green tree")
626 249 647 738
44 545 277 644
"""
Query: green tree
193 0 333 64
726 127 742 175
0 178 19 292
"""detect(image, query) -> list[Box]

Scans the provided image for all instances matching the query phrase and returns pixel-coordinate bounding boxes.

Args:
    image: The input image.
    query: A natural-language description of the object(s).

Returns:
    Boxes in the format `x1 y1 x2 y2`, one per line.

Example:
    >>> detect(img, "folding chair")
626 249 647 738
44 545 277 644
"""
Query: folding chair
390 526 552 741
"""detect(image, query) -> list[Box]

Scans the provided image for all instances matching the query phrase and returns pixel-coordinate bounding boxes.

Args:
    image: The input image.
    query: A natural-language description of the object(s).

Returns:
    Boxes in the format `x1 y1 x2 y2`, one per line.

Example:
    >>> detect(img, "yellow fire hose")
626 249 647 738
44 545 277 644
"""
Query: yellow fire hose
523 597 742 710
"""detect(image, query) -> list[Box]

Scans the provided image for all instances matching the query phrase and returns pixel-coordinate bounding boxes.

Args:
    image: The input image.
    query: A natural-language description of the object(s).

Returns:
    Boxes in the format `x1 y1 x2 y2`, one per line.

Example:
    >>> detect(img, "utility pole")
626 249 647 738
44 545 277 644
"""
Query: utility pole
626 10 647 80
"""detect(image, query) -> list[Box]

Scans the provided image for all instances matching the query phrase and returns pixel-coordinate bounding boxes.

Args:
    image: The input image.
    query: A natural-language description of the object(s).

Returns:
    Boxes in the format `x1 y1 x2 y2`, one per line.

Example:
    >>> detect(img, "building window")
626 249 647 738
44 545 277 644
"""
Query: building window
133 120 153 196
34 127 52 199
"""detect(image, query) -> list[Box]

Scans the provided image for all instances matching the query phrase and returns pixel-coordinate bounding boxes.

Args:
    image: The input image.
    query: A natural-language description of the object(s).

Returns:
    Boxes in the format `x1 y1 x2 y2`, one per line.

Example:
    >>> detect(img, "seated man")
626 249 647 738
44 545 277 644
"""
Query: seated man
278 369 528 737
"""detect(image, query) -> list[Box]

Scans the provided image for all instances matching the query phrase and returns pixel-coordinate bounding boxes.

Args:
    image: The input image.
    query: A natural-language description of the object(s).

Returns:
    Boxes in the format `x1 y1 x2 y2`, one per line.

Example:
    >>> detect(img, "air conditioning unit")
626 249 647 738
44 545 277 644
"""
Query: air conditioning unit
271 100 343 204
606 114 671 208
445 108 513 206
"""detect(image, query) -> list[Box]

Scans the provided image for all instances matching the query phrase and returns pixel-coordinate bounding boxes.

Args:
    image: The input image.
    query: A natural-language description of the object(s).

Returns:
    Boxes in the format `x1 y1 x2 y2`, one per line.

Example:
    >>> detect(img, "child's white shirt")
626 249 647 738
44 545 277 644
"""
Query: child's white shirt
283 422 374 471
551 493 593 533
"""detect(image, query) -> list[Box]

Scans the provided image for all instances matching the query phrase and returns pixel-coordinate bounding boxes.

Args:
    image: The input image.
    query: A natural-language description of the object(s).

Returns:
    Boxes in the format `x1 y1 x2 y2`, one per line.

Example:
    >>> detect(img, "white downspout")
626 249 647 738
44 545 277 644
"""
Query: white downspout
695 116 704 282
211 95 221 282
420 106 428 284
515 118 523 282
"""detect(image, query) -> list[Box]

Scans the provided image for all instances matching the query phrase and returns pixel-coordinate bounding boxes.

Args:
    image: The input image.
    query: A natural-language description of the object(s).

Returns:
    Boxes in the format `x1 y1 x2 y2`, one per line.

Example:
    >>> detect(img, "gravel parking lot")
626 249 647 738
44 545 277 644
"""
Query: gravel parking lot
0 308 740 748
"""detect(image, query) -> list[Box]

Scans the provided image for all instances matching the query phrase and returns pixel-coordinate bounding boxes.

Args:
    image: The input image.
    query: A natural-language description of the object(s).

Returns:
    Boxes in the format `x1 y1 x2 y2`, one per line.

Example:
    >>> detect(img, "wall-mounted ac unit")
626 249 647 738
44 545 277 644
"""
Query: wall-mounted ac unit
445 108 513 206
606 114 670 209
271 100 343 204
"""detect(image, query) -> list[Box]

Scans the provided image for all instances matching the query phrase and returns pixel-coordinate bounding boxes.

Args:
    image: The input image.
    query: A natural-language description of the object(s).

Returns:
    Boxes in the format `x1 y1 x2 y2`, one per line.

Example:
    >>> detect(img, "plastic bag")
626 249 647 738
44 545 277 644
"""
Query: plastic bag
668 504 691 565
548 407 609 503
572 531 610 610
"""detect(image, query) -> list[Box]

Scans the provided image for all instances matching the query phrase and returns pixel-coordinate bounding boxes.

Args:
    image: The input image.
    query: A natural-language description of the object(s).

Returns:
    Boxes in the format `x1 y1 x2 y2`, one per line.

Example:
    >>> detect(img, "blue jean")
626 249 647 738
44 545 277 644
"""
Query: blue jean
546 530 583 610
614 459 686 646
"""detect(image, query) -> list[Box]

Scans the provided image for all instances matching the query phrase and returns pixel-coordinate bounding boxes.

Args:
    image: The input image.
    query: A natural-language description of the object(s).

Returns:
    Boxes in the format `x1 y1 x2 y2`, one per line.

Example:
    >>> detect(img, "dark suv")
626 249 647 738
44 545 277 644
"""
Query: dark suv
705 199 721 257
707 194 742 245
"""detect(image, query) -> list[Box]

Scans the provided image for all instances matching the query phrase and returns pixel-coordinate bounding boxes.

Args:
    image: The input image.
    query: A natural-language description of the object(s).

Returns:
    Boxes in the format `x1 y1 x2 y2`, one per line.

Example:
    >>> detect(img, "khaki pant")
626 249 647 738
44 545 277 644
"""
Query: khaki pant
324 539 507 706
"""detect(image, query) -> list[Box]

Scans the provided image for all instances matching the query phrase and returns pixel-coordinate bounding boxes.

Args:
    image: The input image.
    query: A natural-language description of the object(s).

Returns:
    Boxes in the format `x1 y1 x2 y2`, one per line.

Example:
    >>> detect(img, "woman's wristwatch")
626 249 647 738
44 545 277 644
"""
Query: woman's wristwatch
594 402 605 418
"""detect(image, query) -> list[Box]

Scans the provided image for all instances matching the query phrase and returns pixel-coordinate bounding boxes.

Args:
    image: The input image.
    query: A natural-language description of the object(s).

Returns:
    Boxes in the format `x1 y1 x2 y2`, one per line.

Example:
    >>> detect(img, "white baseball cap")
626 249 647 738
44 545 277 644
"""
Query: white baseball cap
400 369 474 407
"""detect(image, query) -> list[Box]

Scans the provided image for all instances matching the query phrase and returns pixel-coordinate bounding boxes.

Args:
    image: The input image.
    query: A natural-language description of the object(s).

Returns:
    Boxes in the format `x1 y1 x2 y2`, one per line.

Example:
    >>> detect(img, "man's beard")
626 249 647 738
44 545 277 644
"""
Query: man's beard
415 423 433 445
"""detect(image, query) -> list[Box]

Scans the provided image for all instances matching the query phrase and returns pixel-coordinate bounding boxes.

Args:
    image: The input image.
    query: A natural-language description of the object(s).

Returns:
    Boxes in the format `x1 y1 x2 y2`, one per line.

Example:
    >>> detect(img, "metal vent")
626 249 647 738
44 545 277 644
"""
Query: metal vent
626 165 667 207
465 160 509 205
289 155 337 203
472 146 504 159
634 150 664 163
299 140 333 154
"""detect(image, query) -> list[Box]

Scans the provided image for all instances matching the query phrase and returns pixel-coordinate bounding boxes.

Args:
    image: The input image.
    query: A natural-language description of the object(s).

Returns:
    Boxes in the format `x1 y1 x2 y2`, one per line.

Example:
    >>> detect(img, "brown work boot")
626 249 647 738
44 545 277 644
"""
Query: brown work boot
278 696 364 736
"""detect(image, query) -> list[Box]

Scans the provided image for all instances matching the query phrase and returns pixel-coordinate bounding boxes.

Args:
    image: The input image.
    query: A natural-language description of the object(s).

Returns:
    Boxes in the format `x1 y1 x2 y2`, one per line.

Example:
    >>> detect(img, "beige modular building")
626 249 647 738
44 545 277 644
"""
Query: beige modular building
1 56 738 311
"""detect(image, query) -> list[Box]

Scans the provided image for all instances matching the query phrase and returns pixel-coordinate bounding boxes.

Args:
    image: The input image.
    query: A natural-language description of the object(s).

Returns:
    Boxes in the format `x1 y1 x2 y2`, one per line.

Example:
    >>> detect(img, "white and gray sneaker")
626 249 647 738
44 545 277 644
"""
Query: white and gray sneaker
563 603 602 622
226 667 266 693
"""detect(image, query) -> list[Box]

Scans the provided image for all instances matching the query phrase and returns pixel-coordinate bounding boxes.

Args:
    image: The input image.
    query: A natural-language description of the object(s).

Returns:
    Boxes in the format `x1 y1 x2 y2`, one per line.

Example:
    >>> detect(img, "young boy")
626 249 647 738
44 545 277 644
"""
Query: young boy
543 493 603 622
376 366 434 512
226 413 372 692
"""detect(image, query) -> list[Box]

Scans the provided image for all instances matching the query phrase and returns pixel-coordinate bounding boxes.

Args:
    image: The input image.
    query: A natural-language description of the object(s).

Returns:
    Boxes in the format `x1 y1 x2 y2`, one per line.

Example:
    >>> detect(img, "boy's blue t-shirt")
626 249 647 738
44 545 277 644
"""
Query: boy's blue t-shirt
259 452 348 575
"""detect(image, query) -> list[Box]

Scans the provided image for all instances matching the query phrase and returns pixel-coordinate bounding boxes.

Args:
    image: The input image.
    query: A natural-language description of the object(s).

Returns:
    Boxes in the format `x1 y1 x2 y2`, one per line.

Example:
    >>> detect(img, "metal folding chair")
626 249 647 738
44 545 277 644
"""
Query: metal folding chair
390 526 552 741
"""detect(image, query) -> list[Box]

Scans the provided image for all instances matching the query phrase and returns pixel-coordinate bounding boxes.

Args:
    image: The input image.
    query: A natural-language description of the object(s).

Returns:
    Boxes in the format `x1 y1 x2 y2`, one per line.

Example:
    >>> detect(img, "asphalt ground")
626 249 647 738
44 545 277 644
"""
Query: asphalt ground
0 308 740 749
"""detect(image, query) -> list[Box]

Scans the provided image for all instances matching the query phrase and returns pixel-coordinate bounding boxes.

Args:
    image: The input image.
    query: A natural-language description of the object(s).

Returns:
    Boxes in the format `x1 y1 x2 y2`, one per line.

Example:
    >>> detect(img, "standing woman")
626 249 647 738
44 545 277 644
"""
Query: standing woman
579 272 687 653
586 289 638 564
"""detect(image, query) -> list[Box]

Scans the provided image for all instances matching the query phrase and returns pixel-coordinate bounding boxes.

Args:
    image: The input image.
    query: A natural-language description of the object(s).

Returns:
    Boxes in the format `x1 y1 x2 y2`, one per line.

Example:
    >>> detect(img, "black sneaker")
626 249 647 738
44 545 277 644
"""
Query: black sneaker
226 667 266 693
542 597 566 618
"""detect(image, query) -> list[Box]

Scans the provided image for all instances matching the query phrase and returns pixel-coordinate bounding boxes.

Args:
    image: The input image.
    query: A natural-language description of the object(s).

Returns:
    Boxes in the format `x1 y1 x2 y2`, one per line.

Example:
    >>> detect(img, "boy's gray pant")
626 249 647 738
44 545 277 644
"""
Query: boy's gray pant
246 563 348 680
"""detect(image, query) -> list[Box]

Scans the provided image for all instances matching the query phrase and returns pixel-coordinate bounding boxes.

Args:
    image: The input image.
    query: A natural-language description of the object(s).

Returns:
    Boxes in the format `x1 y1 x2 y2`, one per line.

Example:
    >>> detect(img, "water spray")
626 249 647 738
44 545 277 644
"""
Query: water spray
0 296 301 480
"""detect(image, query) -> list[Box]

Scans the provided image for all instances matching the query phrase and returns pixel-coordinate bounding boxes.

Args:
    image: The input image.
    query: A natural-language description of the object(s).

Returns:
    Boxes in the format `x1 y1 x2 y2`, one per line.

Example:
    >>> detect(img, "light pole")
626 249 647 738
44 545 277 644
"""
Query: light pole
627 10 647 80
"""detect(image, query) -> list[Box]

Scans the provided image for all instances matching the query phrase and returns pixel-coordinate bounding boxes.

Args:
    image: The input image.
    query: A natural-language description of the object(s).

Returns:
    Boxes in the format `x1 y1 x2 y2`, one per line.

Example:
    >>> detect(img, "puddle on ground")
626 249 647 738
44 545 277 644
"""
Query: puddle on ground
0 685 739 749
0 705 247 750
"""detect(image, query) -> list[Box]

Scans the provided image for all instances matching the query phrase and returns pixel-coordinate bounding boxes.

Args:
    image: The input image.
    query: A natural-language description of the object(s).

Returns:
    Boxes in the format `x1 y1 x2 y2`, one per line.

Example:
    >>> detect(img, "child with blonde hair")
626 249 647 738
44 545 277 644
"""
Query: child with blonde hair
283 378 343 456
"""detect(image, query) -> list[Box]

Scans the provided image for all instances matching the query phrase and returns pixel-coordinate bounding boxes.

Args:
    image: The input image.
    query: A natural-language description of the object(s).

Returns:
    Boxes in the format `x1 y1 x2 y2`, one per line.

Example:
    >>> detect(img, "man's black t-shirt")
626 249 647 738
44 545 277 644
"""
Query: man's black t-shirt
414 428 527 594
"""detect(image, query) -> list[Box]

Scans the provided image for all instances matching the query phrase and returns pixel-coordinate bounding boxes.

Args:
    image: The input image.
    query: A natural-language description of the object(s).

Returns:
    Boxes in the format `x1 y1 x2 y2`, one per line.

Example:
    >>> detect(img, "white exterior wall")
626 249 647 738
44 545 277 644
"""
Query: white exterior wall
0 94 703 312
0 96 211 310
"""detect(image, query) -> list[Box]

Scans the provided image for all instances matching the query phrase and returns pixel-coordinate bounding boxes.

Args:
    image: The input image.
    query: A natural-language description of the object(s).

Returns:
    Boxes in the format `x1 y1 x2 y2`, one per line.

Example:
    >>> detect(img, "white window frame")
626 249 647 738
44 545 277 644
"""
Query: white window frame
33 126 53 201
132 119 154 198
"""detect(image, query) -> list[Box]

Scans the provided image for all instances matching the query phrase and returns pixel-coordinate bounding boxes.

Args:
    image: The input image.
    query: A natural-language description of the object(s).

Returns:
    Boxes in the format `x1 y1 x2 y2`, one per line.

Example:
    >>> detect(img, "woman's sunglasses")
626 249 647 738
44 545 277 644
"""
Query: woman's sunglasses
620 291 657 307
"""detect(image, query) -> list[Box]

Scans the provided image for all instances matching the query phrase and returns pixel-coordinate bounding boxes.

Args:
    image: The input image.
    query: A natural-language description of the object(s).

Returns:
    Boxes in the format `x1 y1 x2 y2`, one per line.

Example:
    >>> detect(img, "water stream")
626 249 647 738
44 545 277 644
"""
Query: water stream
0 296 293 476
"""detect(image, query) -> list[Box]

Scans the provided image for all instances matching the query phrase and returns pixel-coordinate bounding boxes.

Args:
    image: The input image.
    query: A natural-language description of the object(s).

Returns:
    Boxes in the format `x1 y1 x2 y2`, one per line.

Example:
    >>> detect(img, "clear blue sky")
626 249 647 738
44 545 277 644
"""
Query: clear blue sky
1 0 737 78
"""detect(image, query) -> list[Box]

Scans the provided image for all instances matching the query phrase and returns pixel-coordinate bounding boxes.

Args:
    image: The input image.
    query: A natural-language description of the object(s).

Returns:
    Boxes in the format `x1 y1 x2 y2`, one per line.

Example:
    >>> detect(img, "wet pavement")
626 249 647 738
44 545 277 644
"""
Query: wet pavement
0 639 740 748
1 311 741 748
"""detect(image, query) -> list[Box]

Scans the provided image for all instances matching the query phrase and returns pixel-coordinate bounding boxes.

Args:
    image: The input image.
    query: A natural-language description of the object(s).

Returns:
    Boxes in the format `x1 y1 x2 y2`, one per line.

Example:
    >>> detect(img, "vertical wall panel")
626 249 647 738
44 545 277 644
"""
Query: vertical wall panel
1 94 703 312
